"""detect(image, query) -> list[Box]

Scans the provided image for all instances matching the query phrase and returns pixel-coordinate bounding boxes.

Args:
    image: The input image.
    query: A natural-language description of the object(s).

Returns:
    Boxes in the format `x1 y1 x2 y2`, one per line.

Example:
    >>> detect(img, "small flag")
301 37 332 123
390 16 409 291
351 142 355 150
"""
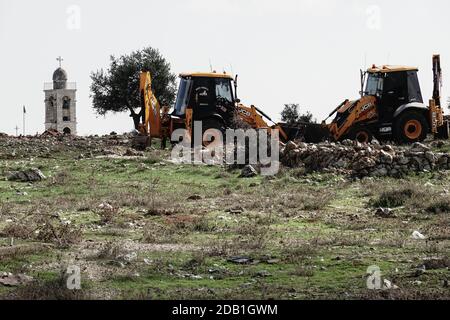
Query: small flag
23 105 26 114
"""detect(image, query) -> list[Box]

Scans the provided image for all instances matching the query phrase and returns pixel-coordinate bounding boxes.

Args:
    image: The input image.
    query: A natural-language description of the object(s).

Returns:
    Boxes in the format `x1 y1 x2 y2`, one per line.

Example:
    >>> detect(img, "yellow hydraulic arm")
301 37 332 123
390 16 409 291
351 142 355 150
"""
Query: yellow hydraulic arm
139 72 162 137
237 104 289 141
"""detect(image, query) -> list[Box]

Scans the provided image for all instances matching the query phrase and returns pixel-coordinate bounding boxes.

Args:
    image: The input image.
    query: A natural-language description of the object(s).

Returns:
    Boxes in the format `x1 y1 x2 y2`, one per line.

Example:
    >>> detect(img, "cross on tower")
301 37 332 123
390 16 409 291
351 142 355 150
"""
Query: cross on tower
56 56 64 68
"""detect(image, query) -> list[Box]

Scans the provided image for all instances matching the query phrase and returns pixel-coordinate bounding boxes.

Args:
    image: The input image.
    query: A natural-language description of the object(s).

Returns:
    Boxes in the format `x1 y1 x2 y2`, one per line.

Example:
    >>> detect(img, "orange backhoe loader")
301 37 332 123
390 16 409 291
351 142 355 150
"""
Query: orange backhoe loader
133 71 290 149
321 54 449 143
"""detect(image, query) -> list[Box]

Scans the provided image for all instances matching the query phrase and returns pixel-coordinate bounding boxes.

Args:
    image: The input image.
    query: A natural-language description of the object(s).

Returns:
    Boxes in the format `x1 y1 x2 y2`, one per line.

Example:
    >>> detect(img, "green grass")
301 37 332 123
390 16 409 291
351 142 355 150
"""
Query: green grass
0 140 449 300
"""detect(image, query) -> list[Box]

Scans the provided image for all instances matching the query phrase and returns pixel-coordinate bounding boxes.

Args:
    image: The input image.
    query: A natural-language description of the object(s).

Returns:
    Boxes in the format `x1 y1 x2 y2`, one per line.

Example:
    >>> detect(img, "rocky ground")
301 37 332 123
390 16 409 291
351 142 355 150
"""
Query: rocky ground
0 134 449 300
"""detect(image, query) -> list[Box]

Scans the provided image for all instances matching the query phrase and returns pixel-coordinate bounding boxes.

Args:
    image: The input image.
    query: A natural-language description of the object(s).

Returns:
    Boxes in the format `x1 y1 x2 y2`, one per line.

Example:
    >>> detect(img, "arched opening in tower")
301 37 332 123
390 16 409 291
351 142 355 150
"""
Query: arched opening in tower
63 127 72 135
62 97 71 122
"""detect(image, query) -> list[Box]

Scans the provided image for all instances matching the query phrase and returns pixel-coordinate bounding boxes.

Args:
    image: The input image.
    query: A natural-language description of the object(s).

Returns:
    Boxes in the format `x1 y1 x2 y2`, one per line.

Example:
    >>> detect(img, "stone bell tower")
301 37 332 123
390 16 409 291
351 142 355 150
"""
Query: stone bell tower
44 57 77 135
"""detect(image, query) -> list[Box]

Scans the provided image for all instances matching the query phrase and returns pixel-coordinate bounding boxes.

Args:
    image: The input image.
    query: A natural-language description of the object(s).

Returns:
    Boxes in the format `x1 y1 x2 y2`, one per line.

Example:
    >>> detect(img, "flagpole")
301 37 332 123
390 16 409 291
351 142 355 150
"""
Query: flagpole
23 105 25 136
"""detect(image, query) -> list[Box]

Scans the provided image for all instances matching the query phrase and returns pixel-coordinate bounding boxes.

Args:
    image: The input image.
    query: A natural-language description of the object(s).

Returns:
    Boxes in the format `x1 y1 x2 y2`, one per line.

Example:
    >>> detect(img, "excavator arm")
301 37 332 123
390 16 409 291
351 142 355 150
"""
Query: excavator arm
139 72 162 137
133 72 171 150
430 54 449 138
236 104 289 141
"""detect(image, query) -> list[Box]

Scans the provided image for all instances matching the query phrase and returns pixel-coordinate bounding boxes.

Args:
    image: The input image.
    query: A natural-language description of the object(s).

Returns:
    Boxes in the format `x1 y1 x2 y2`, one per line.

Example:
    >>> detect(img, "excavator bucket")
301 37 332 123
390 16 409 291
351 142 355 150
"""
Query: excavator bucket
132 134 151 151
279 123 331 143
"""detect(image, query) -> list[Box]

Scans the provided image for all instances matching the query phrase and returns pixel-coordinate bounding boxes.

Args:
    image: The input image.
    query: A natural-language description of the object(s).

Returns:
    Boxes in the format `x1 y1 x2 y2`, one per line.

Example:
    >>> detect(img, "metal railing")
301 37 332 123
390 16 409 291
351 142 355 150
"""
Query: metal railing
44 82 77 90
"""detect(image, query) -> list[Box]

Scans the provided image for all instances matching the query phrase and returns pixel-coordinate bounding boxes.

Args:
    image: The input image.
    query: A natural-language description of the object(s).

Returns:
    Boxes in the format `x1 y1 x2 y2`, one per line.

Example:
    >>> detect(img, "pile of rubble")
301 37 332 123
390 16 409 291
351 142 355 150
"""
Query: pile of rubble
0 133 138 160
281 140 450 177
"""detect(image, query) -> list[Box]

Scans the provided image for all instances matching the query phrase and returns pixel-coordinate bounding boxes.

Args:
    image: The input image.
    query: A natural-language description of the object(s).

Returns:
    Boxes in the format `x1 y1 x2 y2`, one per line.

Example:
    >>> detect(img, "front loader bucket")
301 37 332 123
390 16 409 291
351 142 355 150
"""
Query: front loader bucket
279 123 331 143
132 135 151 151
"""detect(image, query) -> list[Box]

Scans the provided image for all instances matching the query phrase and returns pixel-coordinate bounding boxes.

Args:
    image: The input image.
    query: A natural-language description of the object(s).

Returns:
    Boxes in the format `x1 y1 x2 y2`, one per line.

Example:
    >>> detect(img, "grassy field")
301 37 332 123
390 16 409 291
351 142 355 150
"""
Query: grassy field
0 138 449 300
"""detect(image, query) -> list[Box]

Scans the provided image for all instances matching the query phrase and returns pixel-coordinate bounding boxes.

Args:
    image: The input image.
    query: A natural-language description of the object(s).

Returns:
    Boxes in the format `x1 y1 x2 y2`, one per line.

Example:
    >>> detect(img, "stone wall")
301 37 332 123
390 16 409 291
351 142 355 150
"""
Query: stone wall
281 140 450 177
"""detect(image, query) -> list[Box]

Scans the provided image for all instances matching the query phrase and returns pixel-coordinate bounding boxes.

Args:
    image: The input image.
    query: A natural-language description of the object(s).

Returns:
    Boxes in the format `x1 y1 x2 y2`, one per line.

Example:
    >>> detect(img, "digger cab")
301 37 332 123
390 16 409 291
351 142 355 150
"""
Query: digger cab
173 72 236 126
363 66 424 123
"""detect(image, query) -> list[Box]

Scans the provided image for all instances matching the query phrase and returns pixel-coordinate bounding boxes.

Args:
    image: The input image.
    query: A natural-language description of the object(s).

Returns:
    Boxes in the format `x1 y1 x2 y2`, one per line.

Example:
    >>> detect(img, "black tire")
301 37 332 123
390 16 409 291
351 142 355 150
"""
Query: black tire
193 118 226 147
348 126 373 143
394 111 429 144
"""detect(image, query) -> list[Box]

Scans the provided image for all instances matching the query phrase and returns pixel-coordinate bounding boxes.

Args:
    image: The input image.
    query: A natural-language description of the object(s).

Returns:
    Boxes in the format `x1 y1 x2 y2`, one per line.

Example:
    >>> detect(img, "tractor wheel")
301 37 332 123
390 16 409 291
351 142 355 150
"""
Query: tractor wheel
394 111 429 144
193 118 226 147
348 127 373 144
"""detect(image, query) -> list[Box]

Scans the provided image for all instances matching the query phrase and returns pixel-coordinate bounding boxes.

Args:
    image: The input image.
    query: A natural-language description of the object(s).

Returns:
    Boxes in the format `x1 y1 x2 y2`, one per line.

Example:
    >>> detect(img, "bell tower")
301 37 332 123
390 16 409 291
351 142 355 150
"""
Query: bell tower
44 57 77 135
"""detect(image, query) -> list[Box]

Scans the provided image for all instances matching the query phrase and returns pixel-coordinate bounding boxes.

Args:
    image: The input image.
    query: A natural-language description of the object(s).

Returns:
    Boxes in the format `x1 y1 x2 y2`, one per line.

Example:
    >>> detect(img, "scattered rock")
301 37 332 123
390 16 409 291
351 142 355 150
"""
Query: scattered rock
375 207 396 218
0 273 33 287
121 252 138 263
124 148 144 157
412 231 426 240
240 165 258 178
187 194 202 201
410 142 430 153
226 206 245 214
228 256 252 264
6 168 46 182
383 279 399 290
266 259 280 265
256 270 272 278
98 202 114 211
412 280 423 286
414 266 426 277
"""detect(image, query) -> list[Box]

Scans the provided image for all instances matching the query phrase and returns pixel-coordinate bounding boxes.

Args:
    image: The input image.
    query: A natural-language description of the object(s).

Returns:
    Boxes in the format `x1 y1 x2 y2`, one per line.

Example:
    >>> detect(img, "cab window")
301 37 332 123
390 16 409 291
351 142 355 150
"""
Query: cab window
215 78 233 104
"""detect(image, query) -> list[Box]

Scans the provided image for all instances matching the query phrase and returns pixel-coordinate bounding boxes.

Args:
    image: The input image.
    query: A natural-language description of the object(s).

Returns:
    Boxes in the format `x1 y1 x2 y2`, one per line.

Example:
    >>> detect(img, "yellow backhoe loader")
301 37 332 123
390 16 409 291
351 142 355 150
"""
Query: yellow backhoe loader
321 54 449 143
133 71 291 149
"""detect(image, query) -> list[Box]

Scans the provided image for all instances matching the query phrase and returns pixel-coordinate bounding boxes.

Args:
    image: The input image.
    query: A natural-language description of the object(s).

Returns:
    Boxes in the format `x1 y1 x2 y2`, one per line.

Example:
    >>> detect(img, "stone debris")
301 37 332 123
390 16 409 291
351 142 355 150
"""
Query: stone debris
117 252 138 264
0 133 135 160
281 140 450 177
124 148 144 157
0 272 33 287
412 231 426 240
228 256 252 264
98 202 114 212
187 194 202 201
375 207 396 218
240 165 258 178
383 279 399 290
5 168 46 182
225 206 245 214
41 129 63 137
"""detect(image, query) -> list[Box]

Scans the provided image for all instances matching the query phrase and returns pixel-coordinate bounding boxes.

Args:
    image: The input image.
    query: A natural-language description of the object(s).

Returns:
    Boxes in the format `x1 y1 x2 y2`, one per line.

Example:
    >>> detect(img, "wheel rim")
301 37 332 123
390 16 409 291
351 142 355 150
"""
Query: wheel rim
404 120 422 140
356 131 370 143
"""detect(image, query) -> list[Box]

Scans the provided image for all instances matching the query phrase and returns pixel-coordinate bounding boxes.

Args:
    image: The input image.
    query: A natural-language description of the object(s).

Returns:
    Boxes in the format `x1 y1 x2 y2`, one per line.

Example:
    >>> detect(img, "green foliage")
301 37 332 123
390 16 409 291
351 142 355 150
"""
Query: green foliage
90 47 177 128
281 103 315 124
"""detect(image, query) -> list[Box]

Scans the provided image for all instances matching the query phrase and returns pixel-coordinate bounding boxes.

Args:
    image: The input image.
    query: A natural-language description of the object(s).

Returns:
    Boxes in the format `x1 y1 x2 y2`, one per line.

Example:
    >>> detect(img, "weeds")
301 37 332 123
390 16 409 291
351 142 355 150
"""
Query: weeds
371 186 418 208
35 215 82 248
5 272 89 300
97 241 127 260
426 198 450 214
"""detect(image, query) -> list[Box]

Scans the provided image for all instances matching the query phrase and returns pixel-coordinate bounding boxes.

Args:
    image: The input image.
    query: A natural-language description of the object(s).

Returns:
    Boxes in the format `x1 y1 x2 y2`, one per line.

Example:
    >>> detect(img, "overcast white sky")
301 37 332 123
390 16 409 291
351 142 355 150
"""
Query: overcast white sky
0 0 449 135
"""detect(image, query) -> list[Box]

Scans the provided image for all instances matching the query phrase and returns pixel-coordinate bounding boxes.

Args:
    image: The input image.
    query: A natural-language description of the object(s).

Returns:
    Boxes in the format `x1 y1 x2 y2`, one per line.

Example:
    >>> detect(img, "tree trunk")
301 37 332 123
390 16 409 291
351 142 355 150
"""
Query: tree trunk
129 108 142 130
